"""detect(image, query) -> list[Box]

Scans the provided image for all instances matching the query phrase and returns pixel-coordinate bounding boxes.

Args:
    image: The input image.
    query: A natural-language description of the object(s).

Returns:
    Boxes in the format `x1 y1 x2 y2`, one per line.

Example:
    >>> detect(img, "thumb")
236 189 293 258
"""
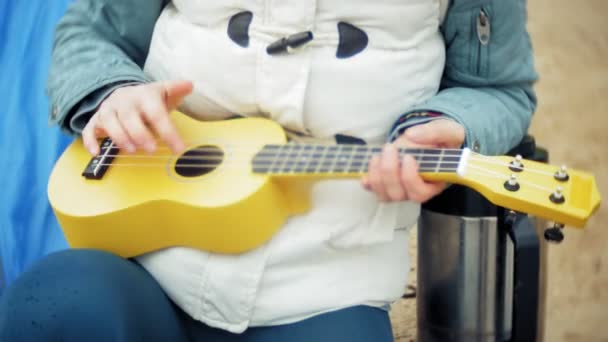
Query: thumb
404 119 465 148
162 80 194 110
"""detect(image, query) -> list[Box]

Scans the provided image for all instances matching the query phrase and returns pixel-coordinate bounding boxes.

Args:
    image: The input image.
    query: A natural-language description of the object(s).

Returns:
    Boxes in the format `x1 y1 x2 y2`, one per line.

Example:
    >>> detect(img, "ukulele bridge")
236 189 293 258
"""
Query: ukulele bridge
82 138 119 180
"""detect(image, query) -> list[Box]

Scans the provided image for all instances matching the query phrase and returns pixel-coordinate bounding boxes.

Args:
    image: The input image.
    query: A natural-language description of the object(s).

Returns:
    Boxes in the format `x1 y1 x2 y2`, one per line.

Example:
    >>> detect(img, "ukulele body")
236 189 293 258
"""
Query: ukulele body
48 115 311 257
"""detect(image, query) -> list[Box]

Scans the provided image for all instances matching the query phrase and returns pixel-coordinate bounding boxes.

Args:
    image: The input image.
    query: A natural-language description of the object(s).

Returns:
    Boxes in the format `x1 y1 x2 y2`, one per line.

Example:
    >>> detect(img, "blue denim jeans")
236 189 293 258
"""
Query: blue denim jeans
0 249 394 342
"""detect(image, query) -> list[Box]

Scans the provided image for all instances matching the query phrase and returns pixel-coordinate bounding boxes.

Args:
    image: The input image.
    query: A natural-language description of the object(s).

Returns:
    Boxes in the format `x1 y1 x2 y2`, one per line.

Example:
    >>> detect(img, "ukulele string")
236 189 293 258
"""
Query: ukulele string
147 146 564 179
86 156 563 193
468 151 557 177
145 144 466 153
82 163 460 173
107 153 562 179
84 161 561 197
141 138 467 150
466 164 555 192
85 160 462 170
102 154 466 162
97 145 465 161
95 142 566 178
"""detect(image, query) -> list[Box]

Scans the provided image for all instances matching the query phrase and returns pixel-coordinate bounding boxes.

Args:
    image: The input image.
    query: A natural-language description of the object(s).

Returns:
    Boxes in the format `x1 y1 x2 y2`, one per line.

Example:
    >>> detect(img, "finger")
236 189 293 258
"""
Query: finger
404 123 440 145
118 109 157 153
82 115 102 156
98 109 136 153
367 153 389 201
380 144 408 201
394 134 437 149
400 155 446 203
141 96 185 154
404 119 465 148
162 80 194 110
393 127 438 149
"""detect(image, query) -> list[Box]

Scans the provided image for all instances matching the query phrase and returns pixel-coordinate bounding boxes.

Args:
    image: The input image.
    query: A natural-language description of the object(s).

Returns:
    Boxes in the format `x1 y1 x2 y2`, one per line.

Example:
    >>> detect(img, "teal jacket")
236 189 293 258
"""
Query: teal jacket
47 0 538 156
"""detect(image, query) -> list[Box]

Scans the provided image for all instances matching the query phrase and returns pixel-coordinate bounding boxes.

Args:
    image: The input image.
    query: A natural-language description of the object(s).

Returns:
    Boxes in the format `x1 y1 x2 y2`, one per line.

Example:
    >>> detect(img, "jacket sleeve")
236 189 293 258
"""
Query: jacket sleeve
389 0 538 156
46 0 168 135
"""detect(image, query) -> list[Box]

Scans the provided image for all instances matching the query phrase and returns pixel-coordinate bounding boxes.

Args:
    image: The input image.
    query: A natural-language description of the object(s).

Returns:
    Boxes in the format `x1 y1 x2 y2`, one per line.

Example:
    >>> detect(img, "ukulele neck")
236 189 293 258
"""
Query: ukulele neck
251 144 470 177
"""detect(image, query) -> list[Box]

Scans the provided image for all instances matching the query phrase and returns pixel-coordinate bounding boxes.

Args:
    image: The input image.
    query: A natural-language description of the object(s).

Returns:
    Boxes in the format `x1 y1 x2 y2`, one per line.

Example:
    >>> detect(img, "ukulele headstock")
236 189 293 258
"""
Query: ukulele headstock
458 153 601 228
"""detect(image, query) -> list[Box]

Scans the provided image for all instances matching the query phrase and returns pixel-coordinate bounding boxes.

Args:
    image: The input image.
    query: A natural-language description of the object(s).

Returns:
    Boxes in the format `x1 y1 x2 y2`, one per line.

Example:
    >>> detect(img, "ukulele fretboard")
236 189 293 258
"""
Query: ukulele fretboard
251 144 463 175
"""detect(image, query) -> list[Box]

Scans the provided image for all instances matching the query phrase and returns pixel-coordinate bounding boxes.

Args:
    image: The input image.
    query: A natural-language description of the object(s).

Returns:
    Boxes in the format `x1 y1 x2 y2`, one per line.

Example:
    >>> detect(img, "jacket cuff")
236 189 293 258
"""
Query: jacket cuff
387 111 445 142
66 81 143 134
49 73 151 136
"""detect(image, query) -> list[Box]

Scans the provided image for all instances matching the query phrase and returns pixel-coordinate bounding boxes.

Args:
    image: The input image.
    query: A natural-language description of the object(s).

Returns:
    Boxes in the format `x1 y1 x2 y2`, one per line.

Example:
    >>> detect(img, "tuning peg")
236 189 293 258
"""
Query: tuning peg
550 186 565 204
544 223 565 243
504 174 520 191
509 154 524 172
554 165 570 182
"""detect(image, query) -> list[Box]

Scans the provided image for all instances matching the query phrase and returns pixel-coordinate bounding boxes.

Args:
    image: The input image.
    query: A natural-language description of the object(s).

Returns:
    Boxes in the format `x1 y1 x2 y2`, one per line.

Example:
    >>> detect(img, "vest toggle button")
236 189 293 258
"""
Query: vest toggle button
266 31 314 55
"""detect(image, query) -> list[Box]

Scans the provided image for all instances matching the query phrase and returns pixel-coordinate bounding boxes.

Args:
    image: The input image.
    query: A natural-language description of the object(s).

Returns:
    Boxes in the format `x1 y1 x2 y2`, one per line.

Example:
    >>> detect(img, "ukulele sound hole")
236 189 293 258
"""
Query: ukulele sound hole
175 145 224 178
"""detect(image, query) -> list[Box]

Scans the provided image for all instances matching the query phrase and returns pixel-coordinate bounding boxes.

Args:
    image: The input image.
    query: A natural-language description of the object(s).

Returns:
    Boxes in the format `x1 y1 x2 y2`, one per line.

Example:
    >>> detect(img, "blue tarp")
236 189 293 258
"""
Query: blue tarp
0 0 73 291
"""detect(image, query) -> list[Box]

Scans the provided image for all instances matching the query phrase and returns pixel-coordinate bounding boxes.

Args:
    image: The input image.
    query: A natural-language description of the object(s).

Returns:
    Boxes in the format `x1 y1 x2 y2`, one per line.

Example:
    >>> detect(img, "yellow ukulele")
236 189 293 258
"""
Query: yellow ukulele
47 112 601 257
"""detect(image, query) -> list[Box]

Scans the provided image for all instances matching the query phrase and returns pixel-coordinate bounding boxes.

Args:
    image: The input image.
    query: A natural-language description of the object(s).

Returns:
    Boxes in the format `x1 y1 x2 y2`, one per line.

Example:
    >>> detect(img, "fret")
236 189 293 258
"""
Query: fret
370 146 383 156
445 149 463 156
419 162 440 171
314 145 326 171
328 145 342 173
350 146 369 174
411 148 440 160
291 144 310 173
417 148 439 173
439 154 461 172
360 146 382 173
303 145 323 173
290 144 309 173
251 154 273 173
267 146 282 173
333 145 352 173
286 144 304 173
343 145 357 173
279 144 294 173
319 145 338 173
270 144 293 173
252 145 278 174
441 155 462 162
435 149 444 172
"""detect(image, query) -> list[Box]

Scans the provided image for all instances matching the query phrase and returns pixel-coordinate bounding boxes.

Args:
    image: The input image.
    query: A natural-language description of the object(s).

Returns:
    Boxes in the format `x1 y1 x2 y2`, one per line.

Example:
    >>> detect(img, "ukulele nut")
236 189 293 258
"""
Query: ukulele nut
503 174 520 191
508 154 524 172
554 165 570 182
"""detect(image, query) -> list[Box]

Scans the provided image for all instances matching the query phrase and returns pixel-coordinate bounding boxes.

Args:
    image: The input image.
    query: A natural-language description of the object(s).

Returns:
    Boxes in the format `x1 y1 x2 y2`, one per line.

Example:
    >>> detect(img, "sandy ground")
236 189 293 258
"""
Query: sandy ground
390 0 608 340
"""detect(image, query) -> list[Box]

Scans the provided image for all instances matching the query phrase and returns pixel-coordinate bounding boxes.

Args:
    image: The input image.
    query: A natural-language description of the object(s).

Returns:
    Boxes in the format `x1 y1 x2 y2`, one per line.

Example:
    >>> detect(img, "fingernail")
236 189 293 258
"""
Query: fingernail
125 144 136 153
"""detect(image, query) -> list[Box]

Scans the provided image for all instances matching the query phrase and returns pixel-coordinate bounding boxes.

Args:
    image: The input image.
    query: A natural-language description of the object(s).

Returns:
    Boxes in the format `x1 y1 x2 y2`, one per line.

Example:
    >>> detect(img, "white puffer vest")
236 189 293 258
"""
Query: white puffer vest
139 0 448 333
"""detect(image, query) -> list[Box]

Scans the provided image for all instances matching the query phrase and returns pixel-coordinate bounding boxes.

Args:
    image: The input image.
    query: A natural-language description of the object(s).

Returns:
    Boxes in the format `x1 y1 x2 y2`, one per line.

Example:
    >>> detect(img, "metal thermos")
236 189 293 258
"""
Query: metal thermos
417 137 549 342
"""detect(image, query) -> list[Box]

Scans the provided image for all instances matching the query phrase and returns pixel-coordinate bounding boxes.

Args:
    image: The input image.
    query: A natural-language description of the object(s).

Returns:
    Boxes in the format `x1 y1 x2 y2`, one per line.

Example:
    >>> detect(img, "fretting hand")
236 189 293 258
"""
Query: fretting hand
362 119 465 203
